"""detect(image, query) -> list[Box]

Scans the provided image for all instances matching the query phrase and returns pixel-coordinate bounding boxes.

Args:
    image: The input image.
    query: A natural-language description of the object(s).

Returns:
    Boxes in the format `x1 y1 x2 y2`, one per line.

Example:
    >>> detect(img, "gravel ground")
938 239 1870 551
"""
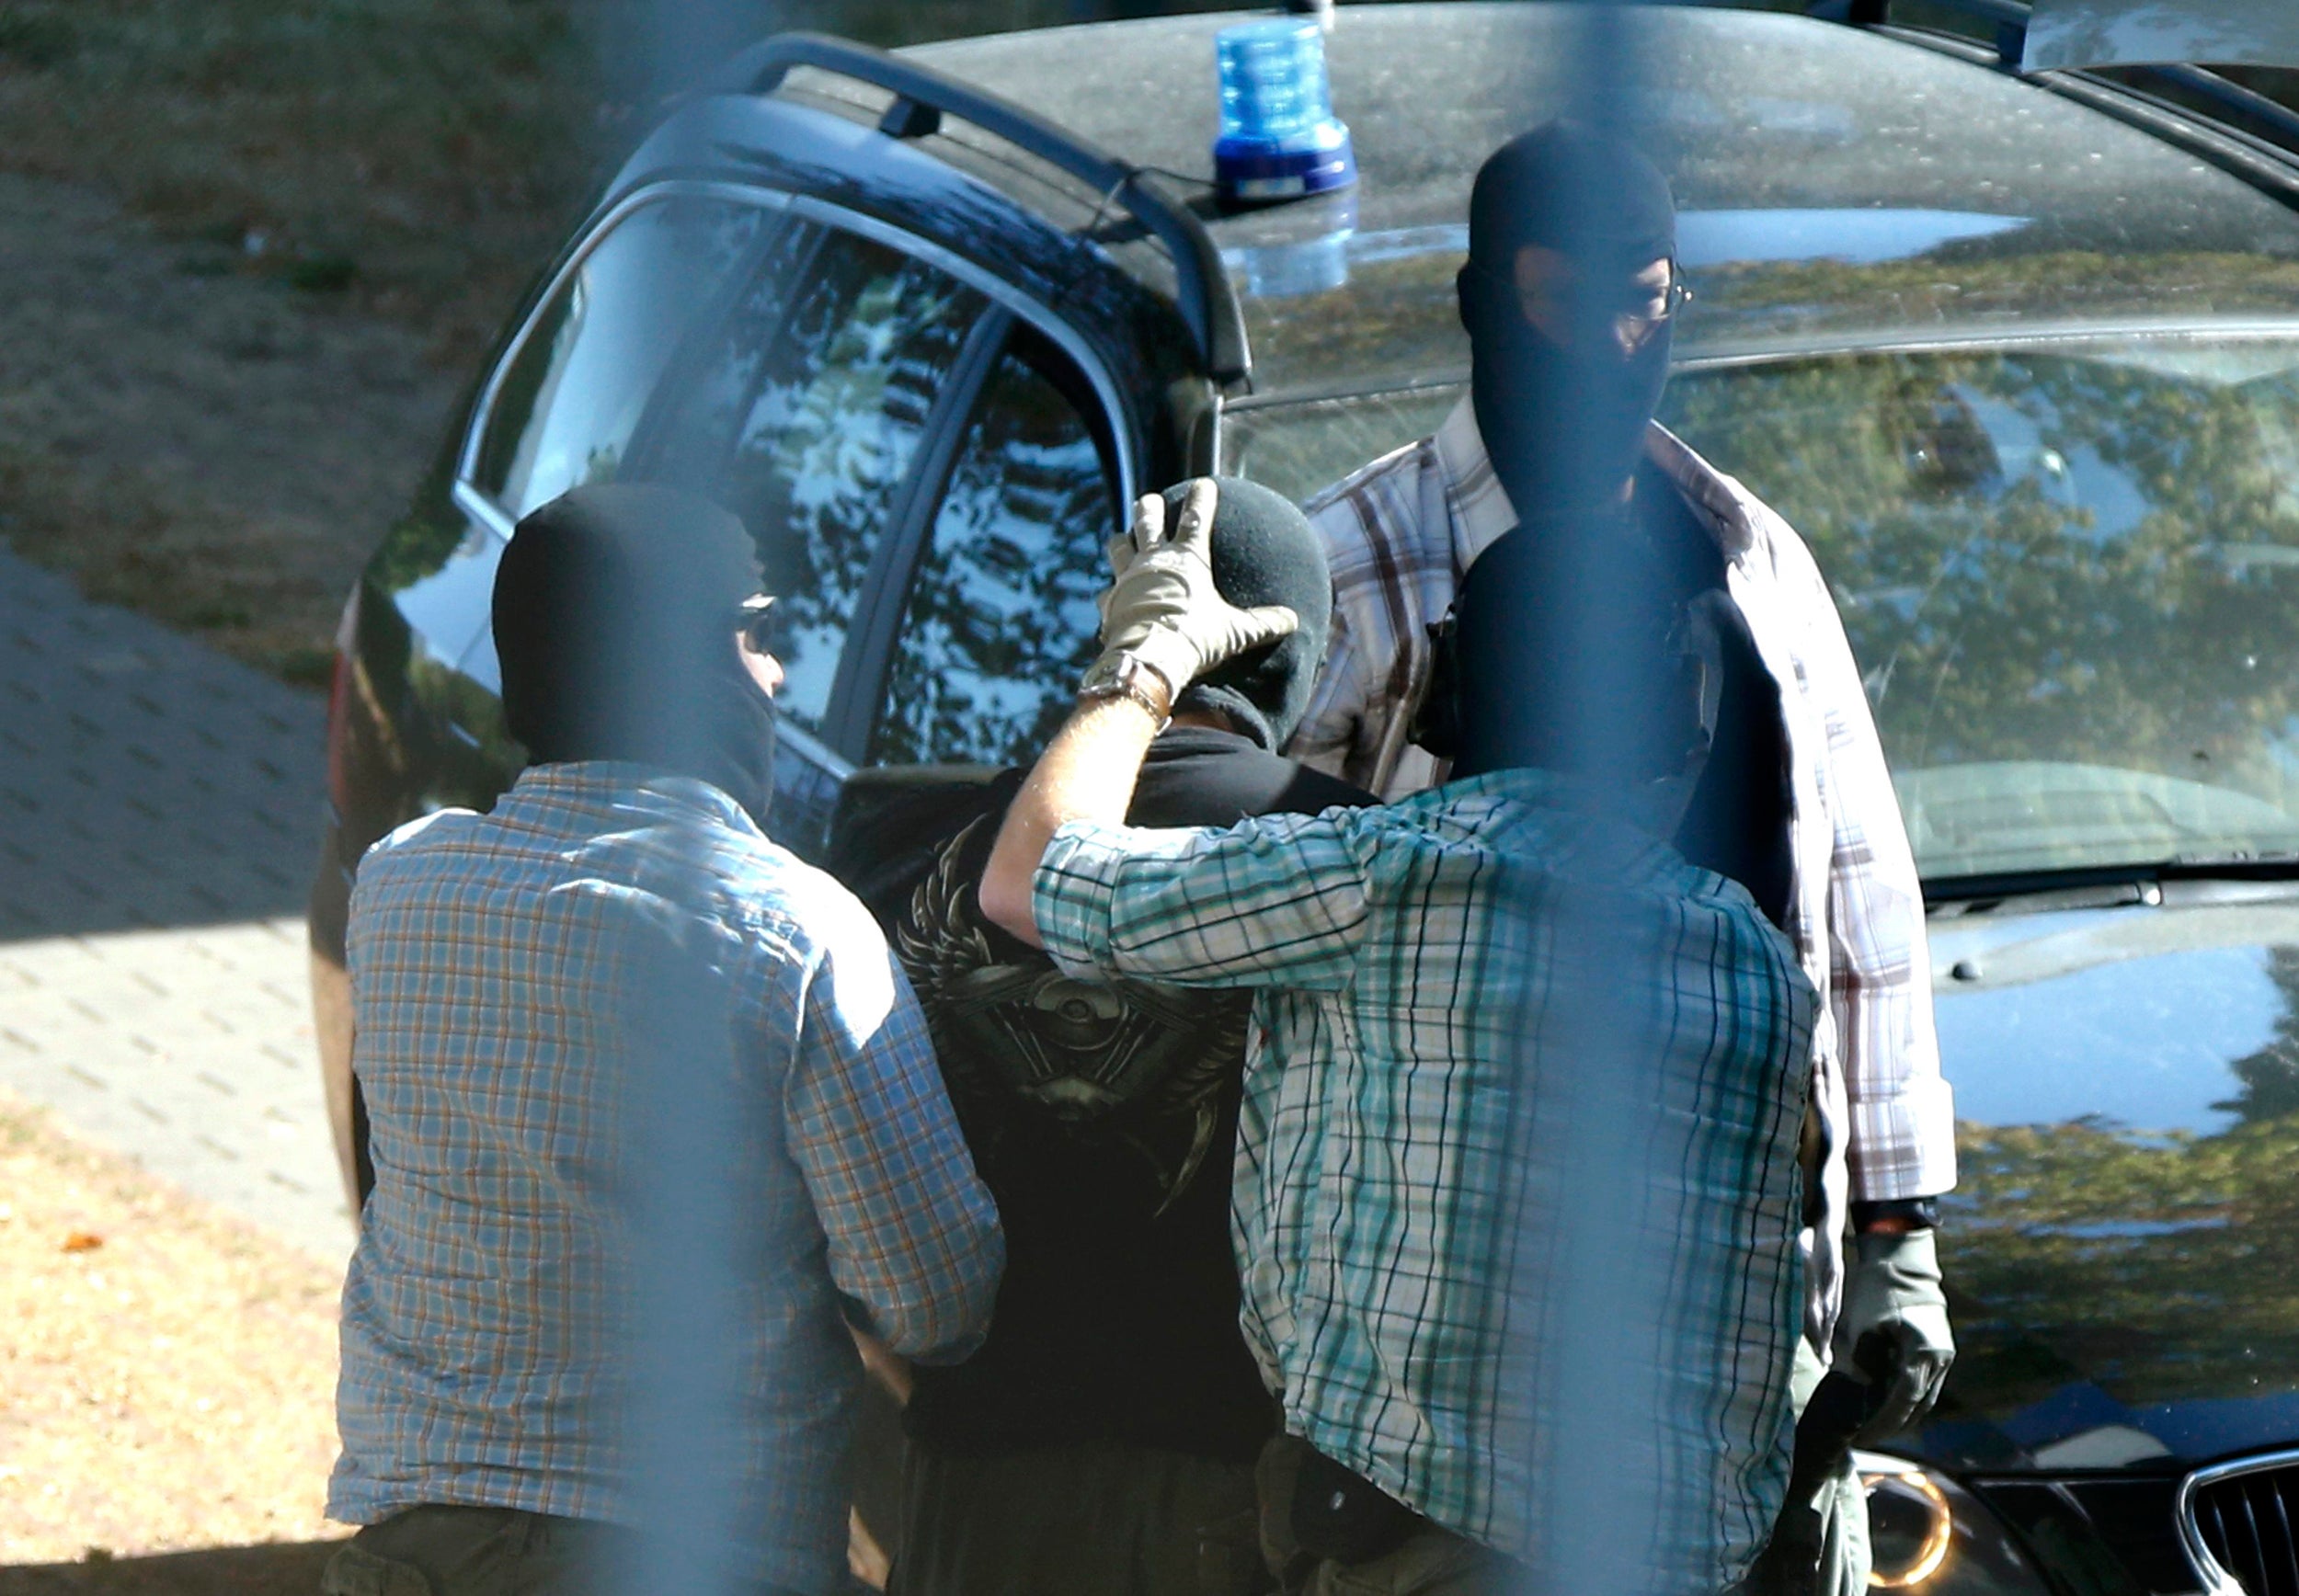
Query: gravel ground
0 1087 348 1582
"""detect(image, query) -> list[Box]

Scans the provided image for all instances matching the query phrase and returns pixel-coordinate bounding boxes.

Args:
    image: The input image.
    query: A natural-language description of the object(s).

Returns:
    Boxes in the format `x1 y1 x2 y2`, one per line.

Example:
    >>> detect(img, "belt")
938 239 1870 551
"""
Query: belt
1287 1441 1425 1565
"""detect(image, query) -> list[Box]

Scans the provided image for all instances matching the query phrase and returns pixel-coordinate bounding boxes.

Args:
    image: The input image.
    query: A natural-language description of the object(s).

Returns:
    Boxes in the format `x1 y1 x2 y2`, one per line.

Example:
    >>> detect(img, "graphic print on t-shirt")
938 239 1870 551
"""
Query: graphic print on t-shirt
896 814 1249 1216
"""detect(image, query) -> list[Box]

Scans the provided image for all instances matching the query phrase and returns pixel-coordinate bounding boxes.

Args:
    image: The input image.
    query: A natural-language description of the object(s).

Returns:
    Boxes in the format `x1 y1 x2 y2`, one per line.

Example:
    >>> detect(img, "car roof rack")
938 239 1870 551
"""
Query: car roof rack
719 31 1252 386
1806 0 2030 70
2112 63 2299 154
1812 0 2299 168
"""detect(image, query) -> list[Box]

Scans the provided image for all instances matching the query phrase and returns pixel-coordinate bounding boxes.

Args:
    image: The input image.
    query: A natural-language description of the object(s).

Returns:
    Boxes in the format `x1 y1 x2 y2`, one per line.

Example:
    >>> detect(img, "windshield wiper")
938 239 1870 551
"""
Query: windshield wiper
1927 853 2299 912
1926 867 2156 914
2166 849 2299 872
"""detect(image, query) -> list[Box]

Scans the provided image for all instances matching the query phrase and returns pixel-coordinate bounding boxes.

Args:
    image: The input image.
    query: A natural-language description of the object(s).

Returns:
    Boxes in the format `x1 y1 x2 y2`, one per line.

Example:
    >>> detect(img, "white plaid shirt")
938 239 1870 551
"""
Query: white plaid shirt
1290 398 1955 1351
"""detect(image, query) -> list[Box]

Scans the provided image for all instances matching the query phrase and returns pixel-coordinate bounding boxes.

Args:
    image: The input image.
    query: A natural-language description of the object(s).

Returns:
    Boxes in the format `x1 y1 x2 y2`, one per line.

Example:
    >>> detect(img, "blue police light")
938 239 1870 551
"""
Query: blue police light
1213 17 1356 207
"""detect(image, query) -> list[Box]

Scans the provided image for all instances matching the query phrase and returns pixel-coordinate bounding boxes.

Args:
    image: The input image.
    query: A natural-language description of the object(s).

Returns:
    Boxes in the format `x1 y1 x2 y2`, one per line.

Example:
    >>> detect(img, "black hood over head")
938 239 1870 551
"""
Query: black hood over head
493 483 780 828
1447 523 1697 787
1459 120 1677 519
1161 475 1332 751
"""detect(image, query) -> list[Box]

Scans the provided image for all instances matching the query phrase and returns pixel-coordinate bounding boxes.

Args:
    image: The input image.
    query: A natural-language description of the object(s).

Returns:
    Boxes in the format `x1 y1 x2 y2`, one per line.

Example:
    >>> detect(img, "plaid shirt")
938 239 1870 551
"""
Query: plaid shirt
1035 771 1817 1582
330 764 1000 1590
1291 398 1955 1350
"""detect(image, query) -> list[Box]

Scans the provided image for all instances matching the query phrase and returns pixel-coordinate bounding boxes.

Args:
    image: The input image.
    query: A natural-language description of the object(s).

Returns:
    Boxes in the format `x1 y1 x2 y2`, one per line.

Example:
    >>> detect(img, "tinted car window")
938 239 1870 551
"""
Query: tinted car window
1221 386 1460 507
471 197 778 520
873 336 1115 766
1662 339 2299 880
660 232 989 743
1237 346 2299 883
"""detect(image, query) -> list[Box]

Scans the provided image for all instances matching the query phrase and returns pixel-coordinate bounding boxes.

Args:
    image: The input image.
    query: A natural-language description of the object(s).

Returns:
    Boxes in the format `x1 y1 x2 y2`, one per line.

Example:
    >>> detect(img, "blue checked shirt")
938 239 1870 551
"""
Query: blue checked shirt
330 764 1000 1590
1034 770 1817 1585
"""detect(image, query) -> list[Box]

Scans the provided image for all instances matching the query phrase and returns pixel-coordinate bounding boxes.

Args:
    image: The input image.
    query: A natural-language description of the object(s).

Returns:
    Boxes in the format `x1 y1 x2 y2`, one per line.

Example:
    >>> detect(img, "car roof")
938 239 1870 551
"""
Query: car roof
904 3 2299 402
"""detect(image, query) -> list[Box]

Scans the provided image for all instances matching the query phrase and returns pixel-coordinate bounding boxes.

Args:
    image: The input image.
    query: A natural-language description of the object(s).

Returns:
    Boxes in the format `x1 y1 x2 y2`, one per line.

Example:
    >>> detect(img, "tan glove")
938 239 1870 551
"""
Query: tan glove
1833 1228 1956 1443
1092 478 1298 698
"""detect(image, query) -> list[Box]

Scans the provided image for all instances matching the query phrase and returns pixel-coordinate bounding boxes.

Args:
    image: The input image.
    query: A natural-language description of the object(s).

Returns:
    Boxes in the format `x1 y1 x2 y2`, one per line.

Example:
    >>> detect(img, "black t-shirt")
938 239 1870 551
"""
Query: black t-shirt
875 727 1373 1463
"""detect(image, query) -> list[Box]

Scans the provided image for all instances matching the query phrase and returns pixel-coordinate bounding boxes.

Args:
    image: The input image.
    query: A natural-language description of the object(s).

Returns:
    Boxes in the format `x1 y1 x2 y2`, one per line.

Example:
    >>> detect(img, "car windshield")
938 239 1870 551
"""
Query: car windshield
1226 332 2299 884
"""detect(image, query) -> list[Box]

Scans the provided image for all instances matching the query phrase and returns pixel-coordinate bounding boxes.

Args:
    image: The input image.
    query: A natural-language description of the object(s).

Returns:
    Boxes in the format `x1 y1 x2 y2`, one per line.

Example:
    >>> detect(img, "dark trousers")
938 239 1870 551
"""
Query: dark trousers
1253 1437 1527 1596
320 1505 818 1596
890 1438 1270 1596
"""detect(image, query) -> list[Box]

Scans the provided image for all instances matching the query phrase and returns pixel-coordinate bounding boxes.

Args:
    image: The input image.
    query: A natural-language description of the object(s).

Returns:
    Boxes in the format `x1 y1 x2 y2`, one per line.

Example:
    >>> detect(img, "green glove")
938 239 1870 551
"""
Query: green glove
1833 1228 1956 1444
1093 478 1298 699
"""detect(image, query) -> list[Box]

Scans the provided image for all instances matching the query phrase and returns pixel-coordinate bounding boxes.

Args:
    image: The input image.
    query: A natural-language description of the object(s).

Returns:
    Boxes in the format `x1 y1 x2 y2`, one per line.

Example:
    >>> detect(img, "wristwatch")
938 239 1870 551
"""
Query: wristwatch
1851 1197 1940 1232
1078 651 1175 730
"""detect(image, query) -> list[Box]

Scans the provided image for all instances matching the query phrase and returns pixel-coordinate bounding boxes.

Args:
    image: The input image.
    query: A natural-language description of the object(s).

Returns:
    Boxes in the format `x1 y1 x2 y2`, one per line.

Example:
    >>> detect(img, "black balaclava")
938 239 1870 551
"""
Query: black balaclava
1447 525 1698 786
1459 120 1677 519
493 483 780 829
1163 476 1333 751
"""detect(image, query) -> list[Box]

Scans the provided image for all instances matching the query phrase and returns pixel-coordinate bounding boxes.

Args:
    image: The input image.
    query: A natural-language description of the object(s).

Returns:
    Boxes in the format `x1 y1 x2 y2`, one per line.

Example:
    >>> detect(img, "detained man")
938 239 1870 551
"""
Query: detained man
322 484 1001 1596
976 480 1819 1594
1287 120 1958 1591
864 479 1373 1596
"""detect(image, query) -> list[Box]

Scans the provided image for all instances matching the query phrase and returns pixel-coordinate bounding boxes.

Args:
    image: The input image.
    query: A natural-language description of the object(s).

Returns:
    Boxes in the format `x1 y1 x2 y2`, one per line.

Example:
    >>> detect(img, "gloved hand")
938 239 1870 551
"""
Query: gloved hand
1093 478 1298 698
1833 1228 1955 1444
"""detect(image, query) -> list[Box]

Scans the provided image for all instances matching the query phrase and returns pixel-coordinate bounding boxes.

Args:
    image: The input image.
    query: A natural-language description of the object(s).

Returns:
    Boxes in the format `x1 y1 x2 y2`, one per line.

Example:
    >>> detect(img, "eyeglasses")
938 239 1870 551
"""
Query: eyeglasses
1482 257 1694 350
734 595 782 656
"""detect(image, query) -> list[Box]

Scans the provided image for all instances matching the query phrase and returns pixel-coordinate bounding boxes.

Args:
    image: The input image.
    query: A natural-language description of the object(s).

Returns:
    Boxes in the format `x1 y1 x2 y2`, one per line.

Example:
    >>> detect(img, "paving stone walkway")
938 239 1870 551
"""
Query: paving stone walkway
0 547 353 1262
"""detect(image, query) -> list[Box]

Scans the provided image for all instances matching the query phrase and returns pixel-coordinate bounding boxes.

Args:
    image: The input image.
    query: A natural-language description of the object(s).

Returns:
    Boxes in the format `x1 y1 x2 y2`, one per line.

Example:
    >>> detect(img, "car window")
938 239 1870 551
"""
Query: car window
1221 385 1462 507
469 196 780 521
1661 339 2299 880
871 334 1116 767
1232 350 2299 884
651 231 989 745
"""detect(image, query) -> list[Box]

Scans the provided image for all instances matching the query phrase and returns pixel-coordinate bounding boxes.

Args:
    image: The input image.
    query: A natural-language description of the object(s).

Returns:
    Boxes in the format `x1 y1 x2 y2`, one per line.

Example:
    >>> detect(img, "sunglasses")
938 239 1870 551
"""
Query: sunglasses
734 595 783 656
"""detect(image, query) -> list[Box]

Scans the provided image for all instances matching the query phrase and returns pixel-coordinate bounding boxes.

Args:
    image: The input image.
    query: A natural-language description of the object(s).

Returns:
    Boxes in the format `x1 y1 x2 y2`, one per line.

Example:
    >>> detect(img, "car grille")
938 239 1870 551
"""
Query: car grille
2188 1457 2299 1596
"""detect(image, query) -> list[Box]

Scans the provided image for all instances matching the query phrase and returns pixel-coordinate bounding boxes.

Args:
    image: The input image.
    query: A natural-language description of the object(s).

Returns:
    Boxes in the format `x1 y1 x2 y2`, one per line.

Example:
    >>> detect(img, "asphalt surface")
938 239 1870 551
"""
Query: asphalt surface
0 547 353 1261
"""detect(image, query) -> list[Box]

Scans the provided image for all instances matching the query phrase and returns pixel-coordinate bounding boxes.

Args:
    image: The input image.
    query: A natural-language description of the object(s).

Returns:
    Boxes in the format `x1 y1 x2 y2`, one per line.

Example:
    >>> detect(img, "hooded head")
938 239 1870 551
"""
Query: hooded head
1458 120 1679 517
493 483 781 827
1447 524 1699 786
1160 475 1333 751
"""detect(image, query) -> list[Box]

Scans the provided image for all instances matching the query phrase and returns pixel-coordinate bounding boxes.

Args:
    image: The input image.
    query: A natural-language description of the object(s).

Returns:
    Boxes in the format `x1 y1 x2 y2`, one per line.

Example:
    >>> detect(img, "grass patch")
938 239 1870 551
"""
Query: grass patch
0 0 602 358
0 433 407 686
0 6 78 71
0 1 1237 356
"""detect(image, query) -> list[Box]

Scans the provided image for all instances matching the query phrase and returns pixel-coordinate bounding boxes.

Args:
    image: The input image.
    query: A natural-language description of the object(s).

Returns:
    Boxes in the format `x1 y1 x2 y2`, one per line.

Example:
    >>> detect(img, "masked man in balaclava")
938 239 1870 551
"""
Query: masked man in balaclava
829 479 1375 1596
323 484 1001 1596
1286 121 1958 1594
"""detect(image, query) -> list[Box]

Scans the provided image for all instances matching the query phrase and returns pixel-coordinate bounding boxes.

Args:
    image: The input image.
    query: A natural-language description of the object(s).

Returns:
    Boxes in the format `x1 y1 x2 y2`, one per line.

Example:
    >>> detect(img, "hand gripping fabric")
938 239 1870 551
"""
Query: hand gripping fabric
1094 478 1299 700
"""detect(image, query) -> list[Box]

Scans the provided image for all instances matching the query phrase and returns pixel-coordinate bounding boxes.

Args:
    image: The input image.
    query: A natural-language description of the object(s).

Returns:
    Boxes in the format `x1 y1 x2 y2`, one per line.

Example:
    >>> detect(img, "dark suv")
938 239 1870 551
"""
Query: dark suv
315 5 2299 1590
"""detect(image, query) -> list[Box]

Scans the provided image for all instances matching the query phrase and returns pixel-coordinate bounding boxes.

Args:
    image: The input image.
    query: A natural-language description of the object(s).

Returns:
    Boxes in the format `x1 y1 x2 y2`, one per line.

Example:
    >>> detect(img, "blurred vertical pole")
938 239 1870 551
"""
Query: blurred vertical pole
618 932 755 1596
614 0 770 1586
1493 5 1678 1593
645 0 750 100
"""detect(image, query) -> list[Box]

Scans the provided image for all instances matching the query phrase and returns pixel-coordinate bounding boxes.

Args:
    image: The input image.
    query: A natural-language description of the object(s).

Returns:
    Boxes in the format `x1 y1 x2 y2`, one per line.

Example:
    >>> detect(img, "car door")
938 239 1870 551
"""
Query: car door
861 318 1125 772
457 183 1082 855
623 216 1000 849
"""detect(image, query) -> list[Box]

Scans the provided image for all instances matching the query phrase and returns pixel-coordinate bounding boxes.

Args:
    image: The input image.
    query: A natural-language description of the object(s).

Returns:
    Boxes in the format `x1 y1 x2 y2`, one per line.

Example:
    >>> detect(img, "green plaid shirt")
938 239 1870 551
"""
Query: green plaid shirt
1034 770 1817 1582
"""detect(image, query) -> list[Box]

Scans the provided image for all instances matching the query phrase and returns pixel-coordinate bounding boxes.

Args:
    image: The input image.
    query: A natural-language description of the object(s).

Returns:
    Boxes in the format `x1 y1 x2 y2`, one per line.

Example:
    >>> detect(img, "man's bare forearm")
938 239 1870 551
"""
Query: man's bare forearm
979 697 1163 947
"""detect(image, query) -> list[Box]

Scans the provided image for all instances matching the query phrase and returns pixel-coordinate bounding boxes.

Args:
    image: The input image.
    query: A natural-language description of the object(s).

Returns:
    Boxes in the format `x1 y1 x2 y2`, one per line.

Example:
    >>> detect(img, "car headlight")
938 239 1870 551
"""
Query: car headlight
1854 1452 2053 1593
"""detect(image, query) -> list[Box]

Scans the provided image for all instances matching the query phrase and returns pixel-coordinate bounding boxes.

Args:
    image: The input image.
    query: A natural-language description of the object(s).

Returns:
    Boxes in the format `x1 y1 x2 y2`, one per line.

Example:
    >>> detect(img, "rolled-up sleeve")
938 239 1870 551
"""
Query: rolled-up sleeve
1804 560 1958 1201
1033 814 1371 992
783 896 1002 1364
